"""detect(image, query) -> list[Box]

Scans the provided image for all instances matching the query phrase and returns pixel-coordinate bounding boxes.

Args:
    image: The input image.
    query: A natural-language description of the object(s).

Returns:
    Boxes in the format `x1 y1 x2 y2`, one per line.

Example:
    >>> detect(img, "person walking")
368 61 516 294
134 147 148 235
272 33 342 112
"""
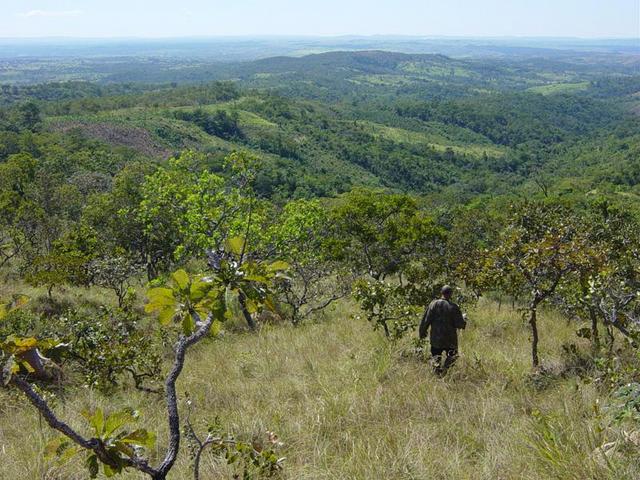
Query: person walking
419 285 466 375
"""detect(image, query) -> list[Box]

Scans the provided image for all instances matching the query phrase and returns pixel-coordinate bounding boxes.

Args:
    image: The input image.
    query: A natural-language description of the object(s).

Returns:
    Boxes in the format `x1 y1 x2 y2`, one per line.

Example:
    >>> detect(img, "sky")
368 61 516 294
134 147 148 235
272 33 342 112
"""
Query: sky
1 0 638 38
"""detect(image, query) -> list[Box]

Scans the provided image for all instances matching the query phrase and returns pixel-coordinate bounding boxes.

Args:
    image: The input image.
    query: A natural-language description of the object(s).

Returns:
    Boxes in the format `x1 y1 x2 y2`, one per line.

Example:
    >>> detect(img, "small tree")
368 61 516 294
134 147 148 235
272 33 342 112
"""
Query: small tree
480 202 593 368
89 255 141 308
271 199 352 324
447 202 505 299
329 188 445 281
25 225 99 298
331 189 447 338
555 202 640 351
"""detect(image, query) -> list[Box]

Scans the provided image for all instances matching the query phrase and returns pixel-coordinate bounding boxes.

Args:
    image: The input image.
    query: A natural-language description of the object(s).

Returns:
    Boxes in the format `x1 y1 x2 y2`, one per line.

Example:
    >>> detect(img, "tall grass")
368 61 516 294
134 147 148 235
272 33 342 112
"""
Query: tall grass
0 298 636 479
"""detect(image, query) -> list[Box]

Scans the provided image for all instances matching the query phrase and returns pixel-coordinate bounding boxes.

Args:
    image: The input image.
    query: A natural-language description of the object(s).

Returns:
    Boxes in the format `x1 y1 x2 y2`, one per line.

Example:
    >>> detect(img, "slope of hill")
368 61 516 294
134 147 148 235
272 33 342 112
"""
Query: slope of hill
1 50 638 199
1 297 636 479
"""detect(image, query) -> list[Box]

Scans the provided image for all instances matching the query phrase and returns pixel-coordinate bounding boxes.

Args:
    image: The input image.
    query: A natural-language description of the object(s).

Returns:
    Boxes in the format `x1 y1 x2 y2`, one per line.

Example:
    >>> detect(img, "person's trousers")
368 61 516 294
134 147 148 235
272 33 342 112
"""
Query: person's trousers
430 347 458 372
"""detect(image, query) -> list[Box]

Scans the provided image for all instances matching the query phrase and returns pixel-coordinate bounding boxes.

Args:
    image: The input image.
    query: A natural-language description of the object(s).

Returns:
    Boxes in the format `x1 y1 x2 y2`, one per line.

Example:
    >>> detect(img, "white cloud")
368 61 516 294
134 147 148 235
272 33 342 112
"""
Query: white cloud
19 10 83 18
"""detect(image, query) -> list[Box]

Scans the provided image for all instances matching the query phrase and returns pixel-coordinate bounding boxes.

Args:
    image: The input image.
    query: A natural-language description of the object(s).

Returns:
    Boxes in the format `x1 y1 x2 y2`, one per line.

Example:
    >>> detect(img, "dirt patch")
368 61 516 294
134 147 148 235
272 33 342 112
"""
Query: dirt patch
51 121 171 158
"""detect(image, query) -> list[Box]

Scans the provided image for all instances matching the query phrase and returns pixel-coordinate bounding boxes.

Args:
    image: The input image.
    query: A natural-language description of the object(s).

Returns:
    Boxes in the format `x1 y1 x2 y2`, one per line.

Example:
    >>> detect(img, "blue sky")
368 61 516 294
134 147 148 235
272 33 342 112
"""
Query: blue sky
2 0 638 38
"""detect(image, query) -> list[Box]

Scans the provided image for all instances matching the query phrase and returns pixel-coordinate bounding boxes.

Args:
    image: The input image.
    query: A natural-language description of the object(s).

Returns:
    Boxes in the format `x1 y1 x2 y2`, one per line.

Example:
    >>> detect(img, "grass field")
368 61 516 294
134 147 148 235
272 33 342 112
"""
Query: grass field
360 120 506 158
1 294 637 479
526 82 590 96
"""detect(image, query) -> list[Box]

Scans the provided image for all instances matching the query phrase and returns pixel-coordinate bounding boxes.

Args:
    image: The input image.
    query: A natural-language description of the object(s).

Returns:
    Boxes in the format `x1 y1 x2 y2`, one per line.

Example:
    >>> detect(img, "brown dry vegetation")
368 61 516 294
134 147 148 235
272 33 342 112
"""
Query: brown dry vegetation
50 121 172 158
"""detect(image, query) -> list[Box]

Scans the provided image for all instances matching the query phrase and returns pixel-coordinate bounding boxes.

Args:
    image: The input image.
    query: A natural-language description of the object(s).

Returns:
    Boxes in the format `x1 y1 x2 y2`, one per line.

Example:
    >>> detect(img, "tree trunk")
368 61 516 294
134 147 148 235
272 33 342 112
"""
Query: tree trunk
237 292 256 330
528 300 540 369
146 261 157 282
381 320 390 337
580 280 599 351
588 306 600 351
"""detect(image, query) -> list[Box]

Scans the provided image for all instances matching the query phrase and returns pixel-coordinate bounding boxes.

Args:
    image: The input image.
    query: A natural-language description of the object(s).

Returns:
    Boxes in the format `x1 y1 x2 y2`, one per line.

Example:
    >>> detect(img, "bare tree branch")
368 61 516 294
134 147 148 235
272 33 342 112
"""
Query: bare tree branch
156 311 215 478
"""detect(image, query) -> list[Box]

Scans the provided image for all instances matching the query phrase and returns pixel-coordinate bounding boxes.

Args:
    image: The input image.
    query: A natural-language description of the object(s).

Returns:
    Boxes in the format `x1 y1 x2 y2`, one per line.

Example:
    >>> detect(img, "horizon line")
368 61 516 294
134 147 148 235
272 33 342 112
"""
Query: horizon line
0 34 638 41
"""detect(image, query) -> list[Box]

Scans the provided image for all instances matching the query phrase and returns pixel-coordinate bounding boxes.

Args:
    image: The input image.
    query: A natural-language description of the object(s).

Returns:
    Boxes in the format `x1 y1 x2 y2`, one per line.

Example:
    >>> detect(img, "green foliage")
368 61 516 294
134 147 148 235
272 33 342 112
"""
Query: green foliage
186 414 285 480
209 432 285 479
609 383 640 424
88 255 141 307
0 335 61 384
1 46 640 479
479 202 594 302
353 279 423 339
174 108 243 140
397 92 617 149
330 188 446 280
0 294 29 322
146 269 224 336
270 199 351 323
52 307 163 393
45 408 155 479
25 225 100 296
146 238 288 332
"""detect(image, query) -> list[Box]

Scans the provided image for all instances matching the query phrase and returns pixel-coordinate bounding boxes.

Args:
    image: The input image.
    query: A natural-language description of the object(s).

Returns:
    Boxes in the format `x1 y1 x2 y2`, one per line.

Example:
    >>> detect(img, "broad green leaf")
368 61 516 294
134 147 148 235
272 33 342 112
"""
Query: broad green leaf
145 288 175 313
182 313 195 335
172 269 190 291
104 410 136 438
19 359 35 373
267 260 290 272
190 278 211 302
225 288 237 310
10 337 38 349
209 298 226 322
244 297 258 314
264 295 277 313
0 304 7 321
113 441 135 458
225 236 245 256
210 320 223 337
244 274 268 283
103 463 117 477
84 409 105 436
157 307 176 326
119 429 156 449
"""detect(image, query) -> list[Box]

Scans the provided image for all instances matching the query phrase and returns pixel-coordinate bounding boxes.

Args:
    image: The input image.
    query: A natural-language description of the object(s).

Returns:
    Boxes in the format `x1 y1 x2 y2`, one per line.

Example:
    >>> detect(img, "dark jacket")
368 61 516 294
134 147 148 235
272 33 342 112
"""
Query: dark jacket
419 298 466 349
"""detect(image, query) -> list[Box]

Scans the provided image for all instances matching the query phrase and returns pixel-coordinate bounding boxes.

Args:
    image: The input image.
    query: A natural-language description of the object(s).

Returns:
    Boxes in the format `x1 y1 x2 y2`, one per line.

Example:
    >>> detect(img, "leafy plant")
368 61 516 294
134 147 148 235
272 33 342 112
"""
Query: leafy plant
609 383 640 424
45 408 156 478
0 294 30 321
0 334 62 383
479 202 594 368
353 279 422 339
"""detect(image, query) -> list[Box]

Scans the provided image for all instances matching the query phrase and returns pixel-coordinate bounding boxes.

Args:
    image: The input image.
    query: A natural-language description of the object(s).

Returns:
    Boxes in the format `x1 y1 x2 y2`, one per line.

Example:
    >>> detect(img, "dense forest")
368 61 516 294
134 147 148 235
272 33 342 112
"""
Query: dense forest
1 44 640 479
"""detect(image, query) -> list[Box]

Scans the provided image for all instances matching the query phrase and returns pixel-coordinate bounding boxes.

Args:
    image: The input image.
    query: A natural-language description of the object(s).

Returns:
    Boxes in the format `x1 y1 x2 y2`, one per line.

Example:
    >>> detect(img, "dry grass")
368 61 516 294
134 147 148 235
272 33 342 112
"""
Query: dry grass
0 298 638 479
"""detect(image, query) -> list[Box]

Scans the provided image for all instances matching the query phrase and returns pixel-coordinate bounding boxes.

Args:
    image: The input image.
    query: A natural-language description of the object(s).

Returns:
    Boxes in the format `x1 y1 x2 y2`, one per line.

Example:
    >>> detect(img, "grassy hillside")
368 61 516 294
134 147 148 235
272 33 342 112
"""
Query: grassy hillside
1 296 637 479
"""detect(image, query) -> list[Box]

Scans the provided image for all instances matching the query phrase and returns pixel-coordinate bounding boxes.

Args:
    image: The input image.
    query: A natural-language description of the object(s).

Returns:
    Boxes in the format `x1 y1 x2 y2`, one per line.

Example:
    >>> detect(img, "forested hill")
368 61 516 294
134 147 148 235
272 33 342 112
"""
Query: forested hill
0 49 639 202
